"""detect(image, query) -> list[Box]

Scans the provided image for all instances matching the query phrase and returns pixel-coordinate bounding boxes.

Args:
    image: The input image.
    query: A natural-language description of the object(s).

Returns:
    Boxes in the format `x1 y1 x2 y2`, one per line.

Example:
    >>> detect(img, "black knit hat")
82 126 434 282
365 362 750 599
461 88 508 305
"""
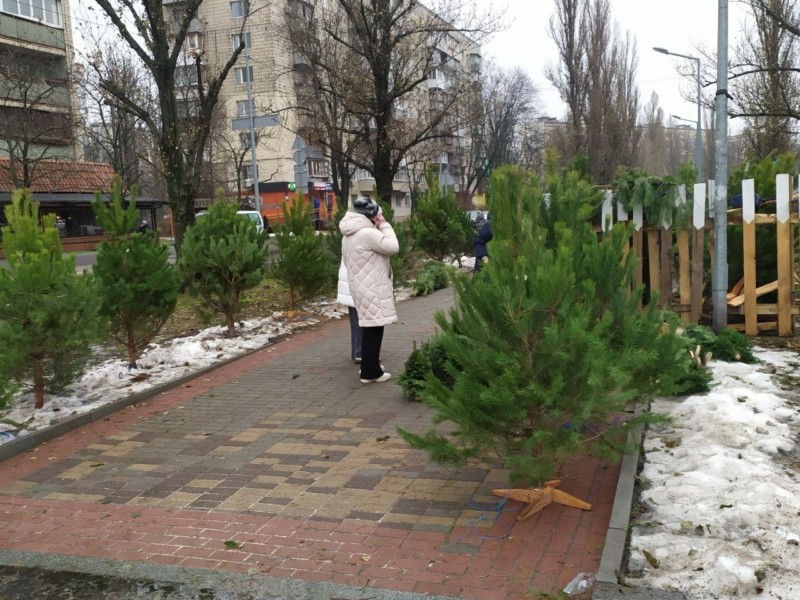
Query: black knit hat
353 197 379 218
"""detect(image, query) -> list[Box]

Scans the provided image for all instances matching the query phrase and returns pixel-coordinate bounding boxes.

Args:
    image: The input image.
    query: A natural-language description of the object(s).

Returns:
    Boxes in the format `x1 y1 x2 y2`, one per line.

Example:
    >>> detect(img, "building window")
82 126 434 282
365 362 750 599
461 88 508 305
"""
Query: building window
186 32 203 50
176 65 199 87
230 0 248 18
308 159 328 178
235 66 254 84
240 132 251 148
2 0 62 27
236 99 253 117
232 32 251 51
240 164 253 180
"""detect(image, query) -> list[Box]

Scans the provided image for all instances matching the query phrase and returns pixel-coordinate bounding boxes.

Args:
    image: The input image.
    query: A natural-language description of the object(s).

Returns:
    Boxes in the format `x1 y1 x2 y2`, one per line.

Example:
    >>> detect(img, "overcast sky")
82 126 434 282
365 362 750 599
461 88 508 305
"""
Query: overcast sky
474 0 749 126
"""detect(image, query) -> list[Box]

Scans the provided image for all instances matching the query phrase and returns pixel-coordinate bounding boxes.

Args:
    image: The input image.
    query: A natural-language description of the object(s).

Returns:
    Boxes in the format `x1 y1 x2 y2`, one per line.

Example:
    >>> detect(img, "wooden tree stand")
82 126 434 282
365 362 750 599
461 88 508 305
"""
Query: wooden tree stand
492 480 592 521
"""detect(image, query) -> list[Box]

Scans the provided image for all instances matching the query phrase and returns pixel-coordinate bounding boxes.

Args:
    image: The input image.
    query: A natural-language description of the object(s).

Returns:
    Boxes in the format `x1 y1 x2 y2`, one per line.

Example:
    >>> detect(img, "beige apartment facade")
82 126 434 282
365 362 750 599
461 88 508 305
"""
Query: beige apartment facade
172 0 479 221
0 0 80 161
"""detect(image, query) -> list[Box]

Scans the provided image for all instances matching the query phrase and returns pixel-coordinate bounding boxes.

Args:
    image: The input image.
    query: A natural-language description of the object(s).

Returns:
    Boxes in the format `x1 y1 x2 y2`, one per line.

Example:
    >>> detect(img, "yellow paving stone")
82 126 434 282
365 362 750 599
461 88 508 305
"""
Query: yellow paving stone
269 483 308 496
183 433 210 440
253 475 287 484
373 478 415 493
311 432 342 441
128 464 159 472
230 428 269 442
105 432 139 441
0 480 36 495
87 444 115 451
58 461 104 480
265 442 322 456
213 445 243 454
332 418 362 428
248 503 284 513
279 505 316 518
44 492 106 503
164 491 202 505
188 479 223 488
249 457 279 466
218 500 253 511
129 497 162 506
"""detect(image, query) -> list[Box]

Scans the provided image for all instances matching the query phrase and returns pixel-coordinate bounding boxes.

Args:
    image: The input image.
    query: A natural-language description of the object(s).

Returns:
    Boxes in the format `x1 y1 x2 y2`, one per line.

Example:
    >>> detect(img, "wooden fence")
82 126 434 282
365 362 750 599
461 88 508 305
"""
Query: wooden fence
603 175 798 337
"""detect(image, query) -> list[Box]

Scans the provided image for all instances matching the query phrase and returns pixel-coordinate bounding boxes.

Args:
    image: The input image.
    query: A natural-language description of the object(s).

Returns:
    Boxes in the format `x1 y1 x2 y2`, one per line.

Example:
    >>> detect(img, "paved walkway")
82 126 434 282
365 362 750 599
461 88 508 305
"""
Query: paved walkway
0 289 620 599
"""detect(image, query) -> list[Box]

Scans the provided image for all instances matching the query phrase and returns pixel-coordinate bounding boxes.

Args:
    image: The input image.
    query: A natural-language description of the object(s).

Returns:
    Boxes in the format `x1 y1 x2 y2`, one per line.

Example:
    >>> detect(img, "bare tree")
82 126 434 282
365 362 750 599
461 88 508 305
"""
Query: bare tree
731 0 800 156
86 0 250 254
80 42 160 197
456 65 539 195
635 92 668 175
287 0 497 204
546 0 640 182
0 45 76 187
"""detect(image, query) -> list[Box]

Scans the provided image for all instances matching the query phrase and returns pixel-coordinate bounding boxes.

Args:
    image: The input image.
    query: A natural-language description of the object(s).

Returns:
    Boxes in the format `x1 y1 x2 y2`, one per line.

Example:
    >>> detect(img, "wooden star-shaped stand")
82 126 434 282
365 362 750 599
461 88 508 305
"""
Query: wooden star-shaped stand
492 479 592 521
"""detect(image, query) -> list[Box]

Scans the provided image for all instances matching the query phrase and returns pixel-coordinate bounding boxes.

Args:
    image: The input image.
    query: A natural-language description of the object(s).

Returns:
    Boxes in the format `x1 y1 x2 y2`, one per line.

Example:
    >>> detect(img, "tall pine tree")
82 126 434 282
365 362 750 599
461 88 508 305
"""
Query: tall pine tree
271 196 330 311
177 193 267 336
408 174 473 261
0 190 103 408
92 178 179 368
400 165 686 488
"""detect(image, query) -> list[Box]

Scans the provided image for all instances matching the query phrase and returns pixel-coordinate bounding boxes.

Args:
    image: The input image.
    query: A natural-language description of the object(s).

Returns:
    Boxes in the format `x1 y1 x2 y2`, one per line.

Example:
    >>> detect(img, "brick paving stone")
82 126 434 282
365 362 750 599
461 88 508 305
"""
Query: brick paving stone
0 289 623 600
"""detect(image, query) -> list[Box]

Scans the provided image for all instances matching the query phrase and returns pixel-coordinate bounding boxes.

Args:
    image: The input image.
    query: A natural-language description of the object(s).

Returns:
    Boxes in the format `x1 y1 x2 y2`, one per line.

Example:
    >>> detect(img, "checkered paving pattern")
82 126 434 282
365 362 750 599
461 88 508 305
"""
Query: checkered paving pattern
0 290 620 599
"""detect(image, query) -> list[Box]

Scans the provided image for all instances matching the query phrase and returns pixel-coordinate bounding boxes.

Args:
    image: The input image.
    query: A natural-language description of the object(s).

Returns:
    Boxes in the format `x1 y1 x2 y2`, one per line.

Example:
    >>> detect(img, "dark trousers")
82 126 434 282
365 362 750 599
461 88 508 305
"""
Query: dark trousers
348 307 363 360
360 326 385 379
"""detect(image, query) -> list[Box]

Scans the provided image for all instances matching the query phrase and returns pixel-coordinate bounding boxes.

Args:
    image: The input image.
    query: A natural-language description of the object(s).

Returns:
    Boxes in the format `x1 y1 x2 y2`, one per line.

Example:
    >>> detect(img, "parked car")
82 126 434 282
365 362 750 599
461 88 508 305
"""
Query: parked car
195 210 265 235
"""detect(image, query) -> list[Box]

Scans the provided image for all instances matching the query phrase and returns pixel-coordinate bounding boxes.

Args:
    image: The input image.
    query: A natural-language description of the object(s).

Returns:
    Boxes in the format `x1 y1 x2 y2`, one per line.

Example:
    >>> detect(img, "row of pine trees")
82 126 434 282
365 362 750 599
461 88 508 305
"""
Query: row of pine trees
0 177 478 411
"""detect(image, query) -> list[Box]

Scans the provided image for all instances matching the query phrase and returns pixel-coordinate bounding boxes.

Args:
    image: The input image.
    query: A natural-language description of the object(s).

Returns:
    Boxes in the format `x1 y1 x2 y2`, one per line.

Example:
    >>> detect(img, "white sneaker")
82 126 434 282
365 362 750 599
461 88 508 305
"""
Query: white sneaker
360 372 391 384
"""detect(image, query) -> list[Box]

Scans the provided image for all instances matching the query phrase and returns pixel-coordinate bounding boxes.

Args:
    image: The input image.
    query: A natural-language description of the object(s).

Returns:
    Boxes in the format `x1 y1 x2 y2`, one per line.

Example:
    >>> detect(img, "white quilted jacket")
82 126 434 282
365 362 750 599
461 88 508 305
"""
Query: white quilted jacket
339 211 399 327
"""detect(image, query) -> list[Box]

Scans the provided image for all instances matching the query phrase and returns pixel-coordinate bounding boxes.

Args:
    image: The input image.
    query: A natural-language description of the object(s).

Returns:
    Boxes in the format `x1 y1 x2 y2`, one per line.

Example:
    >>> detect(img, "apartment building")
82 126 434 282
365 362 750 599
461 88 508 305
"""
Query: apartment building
168 0 478 221
0 0 79 162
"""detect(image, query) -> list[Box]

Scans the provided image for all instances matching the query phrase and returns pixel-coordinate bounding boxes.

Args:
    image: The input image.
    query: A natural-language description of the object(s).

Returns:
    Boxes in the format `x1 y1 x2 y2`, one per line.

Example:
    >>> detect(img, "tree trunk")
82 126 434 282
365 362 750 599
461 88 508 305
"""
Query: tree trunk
127 326 138 369
225 312 236 337
33 359 45 409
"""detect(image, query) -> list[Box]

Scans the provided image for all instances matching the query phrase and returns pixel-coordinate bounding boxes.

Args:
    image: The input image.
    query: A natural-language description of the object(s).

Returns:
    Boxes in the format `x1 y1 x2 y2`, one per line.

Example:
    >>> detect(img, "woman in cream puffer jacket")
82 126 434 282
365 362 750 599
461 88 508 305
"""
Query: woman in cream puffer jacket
340 198 399 383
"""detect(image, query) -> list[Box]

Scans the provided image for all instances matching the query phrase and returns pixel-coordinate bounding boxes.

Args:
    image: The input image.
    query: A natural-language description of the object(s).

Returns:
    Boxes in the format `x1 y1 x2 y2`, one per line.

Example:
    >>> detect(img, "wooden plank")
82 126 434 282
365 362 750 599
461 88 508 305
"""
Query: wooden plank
691 228 705 323
660 228 672 309
678 230 691 322
728 304 800 316
647 230 661 304
777 220 794 335
742 218 758 335
727 280 779 307
632 230 643 309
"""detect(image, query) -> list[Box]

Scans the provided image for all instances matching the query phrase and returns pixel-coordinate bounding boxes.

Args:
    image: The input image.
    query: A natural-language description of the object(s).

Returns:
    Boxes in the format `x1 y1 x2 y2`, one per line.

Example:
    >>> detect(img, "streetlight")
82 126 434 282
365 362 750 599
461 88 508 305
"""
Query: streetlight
654 47 702 181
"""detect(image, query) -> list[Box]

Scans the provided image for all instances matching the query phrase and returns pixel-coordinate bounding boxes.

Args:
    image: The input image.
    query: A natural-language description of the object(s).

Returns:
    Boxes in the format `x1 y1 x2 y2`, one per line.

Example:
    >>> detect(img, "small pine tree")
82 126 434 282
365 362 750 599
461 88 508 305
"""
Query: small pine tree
0 190 103 408
92 178 179 368
399 166 687 488
408 173 473 261
375 197 413 285
177 192 267 336
271 195 330 311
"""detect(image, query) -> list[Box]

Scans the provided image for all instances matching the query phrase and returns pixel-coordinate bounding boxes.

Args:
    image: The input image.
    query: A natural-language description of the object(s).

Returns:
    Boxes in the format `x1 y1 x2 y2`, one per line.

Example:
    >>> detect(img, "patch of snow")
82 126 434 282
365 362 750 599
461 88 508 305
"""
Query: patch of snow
628 347 800 599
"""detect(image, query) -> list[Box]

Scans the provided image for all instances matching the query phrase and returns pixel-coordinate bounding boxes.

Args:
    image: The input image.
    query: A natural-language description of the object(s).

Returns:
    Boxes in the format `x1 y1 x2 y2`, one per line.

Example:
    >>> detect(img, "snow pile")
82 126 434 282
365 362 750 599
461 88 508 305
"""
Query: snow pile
0 289 416 446
628 348 800 599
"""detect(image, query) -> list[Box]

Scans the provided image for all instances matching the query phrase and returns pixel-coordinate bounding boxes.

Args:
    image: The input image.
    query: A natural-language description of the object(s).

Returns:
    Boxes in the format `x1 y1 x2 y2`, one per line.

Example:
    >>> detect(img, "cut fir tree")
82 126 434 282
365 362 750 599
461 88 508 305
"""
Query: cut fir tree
399 165 687 519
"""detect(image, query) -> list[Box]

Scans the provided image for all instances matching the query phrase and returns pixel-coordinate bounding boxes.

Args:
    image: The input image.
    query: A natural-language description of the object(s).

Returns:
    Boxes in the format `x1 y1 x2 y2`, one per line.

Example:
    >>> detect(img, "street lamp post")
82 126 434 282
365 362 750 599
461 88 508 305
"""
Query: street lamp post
244 45 260 215
654 47 702 181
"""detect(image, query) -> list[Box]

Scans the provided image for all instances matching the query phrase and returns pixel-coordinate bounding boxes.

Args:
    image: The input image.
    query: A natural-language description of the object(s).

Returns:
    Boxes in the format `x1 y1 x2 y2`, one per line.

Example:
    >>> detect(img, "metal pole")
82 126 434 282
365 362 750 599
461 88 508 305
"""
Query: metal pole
652 47 703 181
695 57 703 181
712 0 729 333
244 46 260 215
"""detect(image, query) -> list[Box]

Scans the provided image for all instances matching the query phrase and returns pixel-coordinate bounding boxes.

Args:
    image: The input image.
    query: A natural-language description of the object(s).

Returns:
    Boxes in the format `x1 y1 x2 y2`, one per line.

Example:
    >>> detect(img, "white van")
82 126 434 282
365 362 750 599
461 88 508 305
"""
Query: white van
195 210 264 235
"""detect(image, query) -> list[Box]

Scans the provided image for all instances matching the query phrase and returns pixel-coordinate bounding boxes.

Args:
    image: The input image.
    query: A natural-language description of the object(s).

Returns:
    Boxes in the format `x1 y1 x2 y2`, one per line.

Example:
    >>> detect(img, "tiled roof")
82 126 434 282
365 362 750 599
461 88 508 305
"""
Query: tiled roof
0 159 115 194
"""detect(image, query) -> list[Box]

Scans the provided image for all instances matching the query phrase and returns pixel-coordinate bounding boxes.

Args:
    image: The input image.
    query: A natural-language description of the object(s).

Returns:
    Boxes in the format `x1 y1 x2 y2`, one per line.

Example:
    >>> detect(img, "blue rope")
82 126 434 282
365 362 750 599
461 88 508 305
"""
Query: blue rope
454 489 522 541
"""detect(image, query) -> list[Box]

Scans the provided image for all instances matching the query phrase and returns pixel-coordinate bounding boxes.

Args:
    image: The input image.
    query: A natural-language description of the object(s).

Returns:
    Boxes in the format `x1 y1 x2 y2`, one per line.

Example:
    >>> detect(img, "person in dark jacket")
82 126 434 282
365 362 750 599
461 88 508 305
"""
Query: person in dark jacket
473 216 492 272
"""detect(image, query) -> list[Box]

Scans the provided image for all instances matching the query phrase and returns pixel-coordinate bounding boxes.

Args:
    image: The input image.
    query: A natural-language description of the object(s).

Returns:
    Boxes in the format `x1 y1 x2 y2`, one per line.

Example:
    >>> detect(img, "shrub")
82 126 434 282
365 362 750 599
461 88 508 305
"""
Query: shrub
0 190 103 408
271 195 331 310
178 192 267 335
92 178 179 368
412 261 450 297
